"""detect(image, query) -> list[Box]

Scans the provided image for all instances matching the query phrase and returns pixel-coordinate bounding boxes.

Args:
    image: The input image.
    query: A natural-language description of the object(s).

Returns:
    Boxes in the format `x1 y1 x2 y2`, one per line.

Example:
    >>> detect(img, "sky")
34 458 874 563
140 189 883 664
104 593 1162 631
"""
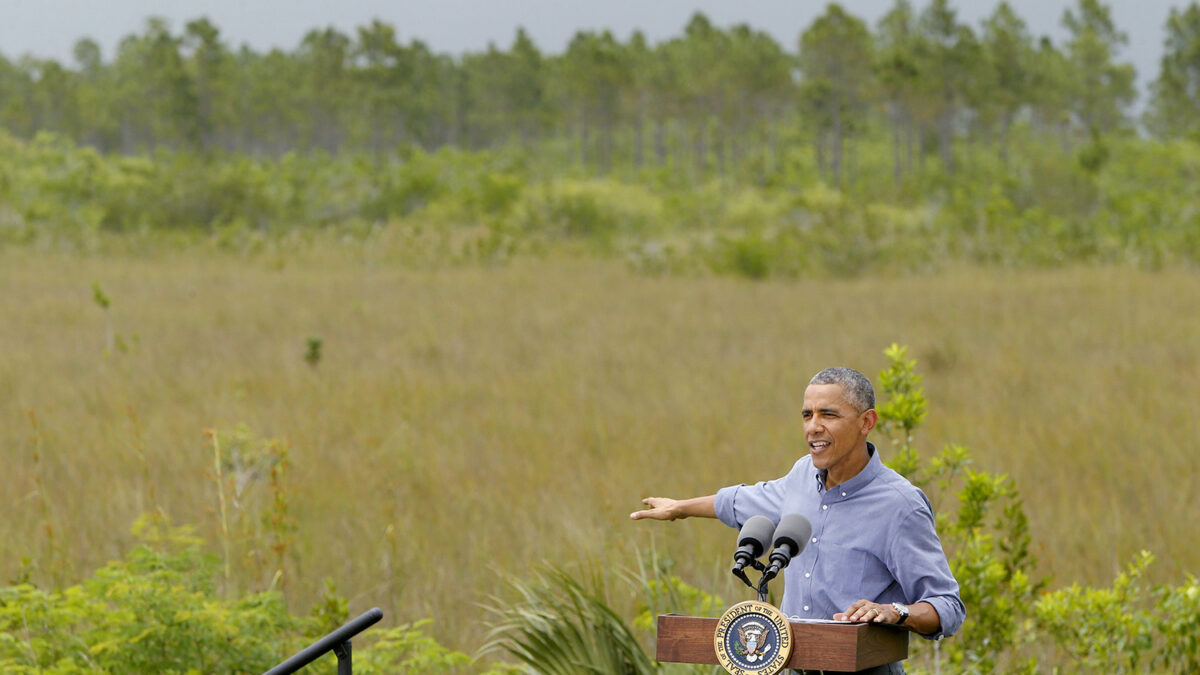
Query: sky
0 0 1188 103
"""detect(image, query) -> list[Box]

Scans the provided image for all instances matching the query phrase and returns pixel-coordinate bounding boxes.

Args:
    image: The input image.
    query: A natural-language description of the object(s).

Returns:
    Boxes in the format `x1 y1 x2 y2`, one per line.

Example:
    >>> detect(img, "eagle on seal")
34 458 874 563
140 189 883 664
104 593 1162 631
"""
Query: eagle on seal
736 621 772 662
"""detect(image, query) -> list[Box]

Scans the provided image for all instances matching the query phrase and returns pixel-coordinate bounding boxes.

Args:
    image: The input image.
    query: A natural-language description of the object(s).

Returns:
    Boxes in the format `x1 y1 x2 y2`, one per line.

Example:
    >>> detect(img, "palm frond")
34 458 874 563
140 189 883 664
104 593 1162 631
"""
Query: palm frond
482 567 658 675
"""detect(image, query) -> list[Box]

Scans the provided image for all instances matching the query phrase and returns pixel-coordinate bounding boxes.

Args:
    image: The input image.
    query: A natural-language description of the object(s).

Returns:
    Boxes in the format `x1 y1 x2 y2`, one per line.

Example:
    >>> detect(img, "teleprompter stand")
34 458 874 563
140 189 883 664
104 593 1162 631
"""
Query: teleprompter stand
656 614 909 673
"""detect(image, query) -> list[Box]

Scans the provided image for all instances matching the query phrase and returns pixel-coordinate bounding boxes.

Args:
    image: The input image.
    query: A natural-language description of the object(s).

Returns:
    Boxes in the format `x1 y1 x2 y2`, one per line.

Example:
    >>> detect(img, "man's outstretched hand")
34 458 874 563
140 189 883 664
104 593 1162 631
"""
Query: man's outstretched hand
629 495 716 521
630 497 682 520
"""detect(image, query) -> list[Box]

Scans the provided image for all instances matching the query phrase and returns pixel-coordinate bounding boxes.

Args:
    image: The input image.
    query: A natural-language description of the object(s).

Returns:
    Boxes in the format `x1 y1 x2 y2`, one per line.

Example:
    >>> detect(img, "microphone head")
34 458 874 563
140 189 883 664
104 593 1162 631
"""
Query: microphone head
736 515 777 559
772 513 813 554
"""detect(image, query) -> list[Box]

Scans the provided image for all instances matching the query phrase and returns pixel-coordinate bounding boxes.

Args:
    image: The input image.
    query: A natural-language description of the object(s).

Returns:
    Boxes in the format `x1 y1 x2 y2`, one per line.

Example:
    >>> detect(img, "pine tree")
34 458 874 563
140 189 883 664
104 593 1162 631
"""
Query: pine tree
798 3 874 187
1145 3 1200 139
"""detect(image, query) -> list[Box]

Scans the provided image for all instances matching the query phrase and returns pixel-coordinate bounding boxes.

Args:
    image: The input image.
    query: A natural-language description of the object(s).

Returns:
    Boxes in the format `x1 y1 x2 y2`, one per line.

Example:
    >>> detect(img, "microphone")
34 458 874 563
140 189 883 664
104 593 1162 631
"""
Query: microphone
760 513 812 586
731 516 776 593
732 515 776 574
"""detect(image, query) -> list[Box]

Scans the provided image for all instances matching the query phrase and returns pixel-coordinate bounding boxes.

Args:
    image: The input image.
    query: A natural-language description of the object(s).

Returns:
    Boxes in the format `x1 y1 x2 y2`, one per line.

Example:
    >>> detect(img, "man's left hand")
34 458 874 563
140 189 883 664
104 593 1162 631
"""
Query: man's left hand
834 599 899 624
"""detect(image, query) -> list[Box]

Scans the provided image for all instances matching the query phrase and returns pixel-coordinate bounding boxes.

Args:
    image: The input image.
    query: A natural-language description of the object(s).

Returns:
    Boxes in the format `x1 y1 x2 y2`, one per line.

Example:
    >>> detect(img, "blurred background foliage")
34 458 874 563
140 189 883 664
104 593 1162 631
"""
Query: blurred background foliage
1 1 1199 276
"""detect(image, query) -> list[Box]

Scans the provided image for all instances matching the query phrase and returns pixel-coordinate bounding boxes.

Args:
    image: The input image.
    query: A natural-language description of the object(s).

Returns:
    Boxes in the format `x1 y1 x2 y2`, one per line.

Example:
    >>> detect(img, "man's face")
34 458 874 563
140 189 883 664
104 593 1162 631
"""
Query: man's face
801 383 875 478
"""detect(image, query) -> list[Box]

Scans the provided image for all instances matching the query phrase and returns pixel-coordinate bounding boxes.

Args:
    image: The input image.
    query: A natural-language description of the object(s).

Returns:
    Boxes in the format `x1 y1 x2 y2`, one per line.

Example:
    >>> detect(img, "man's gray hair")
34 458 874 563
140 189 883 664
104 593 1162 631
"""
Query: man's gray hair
809 367 875 412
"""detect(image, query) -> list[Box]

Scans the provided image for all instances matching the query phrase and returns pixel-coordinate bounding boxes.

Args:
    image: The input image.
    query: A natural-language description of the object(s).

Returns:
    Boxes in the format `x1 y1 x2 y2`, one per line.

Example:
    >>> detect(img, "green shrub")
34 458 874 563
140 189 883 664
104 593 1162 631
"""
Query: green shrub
515 179 663 243
711 231 776 279
0 514 306 674
875 346 1043 675
1035 555 1200 674
1035 552 1156 673
1155 575 1200 673
355 620 473 674
360 150 447 222
0 512 480 674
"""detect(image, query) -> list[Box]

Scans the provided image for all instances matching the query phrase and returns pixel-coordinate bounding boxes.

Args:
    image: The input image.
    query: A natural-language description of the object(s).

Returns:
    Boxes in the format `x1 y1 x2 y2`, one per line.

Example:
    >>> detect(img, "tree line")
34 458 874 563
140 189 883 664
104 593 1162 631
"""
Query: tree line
1 0 1199 185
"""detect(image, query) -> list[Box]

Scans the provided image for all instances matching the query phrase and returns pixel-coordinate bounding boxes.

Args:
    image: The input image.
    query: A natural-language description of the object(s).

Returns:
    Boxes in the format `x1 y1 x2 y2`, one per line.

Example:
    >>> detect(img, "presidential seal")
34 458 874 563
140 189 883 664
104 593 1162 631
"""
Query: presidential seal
713 600 792 675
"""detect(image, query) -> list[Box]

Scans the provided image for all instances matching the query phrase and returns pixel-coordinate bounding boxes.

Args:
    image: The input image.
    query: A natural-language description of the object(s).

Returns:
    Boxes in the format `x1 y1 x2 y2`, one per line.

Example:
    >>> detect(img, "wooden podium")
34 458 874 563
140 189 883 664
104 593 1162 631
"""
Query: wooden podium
656 614 909 672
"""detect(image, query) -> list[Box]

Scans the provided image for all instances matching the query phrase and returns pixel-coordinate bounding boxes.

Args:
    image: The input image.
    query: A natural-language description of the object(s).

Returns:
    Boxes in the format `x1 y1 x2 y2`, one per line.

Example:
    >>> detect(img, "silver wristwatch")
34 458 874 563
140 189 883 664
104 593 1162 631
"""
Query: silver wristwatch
891 602 909 625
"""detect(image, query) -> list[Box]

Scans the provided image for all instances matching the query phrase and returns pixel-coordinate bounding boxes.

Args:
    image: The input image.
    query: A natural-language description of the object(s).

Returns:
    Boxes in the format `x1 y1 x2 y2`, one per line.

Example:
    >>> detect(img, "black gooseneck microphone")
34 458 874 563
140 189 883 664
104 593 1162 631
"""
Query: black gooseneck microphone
731 515 776 591
759 513 813 591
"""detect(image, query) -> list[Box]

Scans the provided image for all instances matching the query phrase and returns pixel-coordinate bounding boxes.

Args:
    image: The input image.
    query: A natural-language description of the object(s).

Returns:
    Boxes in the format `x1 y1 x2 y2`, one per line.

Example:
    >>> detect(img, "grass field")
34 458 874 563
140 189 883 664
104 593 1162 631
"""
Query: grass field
4 243 1198 654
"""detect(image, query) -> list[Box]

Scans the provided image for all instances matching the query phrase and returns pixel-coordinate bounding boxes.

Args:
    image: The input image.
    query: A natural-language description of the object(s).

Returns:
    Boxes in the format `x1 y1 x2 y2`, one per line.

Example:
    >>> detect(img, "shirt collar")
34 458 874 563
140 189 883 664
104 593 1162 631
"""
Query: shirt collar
813 442 882 496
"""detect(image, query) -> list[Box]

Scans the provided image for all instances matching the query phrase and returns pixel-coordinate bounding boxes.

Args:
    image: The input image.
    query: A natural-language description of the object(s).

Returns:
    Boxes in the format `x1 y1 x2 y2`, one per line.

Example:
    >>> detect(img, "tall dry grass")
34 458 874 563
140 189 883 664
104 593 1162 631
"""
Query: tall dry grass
3 245 1198 653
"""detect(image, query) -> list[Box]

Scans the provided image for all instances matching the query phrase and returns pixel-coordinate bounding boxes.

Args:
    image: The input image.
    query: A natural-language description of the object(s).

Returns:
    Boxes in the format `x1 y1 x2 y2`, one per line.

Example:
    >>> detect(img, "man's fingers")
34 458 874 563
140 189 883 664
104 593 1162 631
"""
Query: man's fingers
835 601 893 623
833 601 863 621
839 600 880 623
630 498 671 520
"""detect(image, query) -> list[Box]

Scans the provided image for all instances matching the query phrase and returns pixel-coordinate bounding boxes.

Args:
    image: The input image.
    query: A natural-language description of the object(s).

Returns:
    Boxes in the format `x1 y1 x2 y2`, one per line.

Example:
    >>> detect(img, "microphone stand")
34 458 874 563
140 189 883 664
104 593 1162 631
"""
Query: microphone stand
732 560 771 602
756 572 774 602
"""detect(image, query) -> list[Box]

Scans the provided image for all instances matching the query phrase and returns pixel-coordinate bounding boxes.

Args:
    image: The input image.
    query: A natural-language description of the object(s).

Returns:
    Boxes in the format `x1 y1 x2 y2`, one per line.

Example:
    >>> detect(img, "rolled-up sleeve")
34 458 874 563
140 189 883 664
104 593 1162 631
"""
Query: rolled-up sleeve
887 507 966 638
713 460 804 529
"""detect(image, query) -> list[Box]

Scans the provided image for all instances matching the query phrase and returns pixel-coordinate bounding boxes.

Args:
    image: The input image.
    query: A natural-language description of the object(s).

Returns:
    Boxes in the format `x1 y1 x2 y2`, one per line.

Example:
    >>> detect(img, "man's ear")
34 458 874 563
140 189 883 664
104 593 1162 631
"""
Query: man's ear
861 409 878 435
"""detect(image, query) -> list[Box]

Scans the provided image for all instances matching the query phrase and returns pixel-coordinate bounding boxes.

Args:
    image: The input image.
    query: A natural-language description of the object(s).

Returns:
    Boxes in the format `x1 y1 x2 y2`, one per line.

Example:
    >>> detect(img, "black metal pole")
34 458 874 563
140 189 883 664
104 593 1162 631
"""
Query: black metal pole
263 608 382 675
334 640 352 675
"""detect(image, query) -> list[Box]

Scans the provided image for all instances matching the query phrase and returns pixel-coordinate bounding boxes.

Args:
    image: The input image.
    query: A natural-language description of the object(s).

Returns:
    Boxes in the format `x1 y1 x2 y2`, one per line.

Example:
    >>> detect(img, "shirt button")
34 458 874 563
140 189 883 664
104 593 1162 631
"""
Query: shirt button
804 605 810 611
841 491 847 497
822 505 829 510
811 537 817 543
804 572 811 578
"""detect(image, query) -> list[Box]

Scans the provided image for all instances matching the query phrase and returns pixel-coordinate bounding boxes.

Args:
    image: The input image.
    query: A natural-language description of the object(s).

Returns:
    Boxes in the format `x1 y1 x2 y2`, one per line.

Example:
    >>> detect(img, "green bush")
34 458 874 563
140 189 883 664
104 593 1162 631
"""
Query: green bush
711 230 777 279
1035 552 1156 673
0 514 306 674
1155 575 1200 673
1035 554 1200 674
355 620 473 674
875 345 1043 674
0 509 476 674
515 179 664 244
360 150 448 222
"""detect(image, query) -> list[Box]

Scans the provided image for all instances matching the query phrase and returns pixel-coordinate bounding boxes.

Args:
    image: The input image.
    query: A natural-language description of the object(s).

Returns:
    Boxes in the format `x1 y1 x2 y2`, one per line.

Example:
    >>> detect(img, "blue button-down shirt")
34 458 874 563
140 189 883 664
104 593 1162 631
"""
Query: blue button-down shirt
714 443 965 638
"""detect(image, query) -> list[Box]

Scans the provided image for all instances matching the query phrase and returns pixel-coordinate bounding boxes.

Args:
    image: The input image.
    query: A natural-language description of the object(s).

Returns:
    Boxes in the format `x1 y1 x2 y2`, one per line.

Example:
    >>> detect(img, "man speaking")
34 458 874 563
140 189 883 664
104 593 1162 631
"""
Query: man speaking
631 367 965 674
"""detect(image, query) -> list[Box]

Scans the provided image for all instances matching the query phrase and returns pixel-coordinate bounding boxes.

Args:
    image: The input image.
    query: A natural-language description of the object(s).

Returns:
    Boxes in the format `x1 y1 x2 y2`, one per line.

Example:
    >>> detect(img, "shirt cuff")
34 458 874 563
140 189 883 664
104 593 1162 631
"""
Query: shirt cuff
916 595 963 639
713 485 743 529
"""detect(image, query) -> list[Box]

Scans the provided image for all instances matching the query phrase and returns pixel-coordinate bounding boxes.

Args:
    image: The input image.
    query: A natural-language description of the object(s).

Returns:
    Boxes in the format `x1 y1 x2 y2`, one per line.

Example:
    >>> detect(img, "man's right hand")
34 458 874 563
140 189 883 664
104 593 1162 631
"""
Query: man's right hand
630 497 682 520
629 495 716 521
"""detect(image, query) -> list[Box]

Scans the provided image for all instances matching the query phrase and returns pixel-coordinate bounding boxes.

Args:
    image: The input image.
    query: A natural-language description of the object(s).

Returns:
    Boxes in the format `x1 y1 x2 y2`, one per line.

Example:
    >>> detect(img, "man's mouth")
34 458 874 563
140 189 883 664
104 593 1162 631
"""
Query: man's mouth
809 440 831 453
